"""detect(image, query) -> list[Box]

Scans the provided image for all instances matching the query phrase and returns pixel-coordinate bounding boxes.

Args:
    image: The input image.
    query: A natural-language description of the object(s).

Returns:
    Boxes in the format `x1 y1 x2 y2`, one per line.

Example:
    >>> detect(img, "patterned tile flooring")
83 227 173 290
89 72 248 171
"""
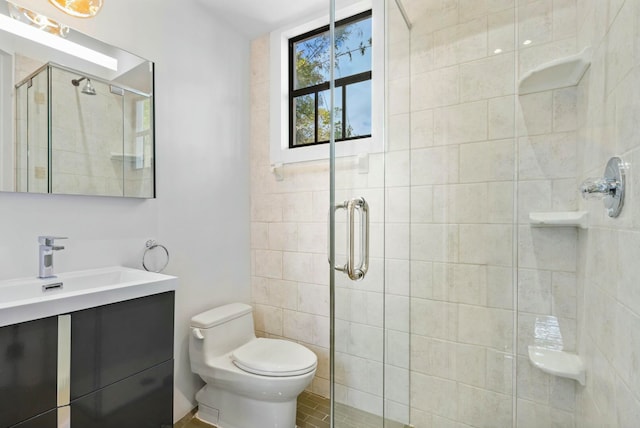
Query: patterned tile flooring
176 391 406 428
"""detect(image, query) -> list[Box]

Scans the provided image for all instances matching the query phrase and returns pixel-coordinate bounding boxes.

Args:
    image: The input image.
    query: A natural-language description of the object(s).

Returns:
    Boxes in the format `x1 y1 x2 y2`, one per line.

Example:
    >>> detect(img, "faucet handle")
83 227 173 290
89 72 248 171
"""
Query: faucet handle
38 236 68 246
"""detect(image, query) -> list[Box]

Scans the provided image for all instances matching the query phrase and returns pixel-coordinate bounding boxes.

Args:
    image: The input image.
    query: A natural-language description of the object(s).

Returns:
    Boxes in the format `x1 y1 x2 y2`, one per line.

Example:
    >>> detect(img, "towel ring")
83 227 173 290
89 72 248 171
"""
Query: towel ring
142 240 170 273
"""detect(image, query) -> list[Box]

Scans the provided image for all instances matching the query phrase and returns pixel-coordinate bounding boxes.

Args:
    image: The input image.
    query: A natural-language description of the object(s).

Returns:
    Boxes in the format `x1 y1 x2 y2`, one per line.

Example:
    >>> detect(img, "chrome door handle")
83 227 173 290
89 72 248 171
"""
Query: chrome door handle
331 197 369 281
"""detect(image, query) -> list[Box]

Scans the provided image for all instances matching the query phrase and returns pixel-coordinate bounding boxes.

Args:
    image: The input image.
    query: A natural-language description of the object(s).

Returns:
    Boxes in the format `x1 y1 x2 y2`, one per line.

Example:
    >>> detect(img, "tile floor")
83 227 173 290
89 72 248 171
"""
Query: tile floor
176 391 406 428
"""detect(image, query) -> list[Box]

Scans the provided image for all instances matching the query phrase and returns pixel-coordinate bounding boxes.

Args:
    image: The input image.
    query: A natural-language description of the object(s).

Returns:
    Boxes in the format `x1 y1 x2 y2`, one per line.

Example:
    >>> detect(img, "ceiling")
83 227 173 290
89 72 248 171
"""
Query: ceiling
195 0 332 38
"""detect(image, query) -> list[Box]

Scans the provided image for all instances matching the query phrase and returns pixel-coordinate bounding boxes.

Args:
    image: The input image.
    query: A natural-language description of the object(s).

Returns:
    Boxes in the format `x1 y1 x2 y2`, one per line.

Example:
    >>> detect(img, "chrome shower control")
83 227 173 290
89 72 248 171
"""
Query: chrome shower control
580 157 625 218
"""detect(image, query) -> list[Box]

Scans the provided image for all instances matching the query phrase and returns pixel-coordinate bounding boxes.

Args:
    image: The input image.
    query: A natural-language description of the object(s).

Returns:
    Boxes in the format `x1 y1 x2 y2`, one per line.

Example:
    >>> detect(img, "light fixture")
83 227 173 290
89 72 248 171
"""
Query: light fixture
523 39 532 45
0 10 117 70
8 2 69 37
494 48 503 54
48 0 103 18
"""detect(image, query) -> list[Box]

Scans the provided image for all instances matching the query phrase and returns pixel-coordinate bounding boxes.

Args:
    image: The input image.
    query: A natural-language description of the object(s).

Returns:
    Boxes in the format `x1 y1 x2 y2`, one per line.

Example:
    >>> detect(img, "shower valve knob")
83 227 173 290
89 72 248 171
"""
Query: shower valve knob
580 177 618 200
579 157 626 218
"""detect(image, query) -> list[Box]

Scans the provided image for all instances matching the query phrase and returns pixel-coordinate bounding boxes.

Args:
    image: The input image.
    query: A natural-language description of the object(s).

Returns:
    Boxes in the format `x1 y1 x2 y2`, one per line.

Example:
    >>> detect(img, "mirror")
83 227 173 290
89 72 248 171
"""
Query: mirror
0 1 154 198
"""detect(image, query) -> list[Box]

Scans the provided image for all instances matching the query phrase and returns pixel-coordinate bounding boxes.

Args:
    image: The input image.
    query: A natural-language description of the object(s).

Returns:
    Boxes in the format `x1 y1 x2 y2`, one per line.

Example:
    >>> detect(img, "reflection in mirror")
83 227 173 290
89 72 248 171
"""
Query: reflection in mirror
0 1 155 198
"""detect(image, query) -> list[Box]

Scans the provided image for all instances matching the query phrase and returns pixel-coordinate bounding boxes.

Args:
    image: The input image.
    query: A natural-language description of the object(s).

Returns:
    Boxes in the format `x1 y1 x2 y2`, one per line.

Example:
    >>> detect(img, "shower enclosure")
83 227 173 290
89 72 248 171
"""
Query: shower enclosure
246 0 639 426
324 0 639 427
15 63 153 197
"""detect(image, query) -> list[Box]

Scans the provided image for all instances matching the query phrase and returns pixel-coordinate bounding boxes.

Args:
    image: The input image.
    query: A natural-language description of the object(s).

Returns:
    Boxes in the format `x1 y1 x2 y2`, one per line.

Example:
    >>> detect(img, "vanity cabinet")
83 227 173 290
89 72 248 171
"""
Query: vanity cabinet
70 291 174 400
0 317 57 428
0 291 174 428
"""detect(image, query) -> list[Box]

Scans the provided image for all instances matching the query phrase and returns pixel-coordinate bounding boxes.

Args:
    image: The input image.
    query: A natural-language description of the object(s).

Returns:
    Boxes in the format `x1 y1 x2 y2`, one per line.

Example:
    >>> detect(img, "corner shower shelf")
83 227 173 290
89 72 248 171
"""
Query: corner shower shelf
110 152 143 163
519 47 592 94
528 346 586 385
529 211 588 229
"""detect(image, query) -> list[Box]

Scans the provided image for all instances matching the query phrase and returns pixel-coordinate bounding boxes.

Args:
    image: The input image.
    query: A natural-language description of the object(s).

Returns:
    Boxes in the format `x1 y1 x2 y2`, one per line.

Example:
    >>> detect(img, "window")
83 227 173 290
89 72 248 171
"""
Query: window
289 11 372 148
270 0 384 165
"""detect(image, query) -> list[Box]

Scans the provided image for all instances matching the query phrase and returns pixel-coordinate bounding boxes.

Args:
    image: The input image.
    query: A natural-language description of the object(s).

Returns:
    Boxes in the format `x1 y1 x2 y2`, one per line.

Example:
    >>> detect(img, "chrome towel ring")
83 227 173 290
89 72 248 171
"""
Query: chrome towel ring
142 240 170 273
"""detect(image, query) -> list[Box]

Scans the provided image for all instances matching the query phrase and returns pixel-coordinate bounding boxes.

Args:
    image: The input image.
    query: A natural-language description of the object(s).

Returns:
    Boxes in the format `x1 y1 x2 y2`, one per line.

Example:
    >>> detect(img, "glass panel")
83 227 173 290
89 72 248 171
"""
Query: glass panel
344 80 371 138
123 90 154 198
50 66 124 196
293 93 316 146
330 4 396 428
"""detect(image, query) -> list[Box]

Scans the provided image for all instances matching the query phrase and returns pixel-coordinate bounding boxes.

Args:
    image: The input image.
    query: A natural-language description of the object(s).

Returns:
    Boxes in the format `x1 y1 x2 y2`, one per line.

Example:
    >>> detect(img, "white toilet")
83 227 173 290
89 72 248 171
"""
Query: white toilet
189 303 317 428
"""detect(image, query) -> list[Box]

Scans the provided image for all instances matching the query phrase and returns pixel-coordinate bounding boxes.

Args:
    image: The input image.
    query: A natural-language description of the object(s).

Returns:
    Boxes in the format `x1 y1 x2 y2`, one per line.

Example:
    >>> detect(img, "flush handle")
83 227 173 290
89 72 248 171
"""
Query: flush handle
192 328 204 340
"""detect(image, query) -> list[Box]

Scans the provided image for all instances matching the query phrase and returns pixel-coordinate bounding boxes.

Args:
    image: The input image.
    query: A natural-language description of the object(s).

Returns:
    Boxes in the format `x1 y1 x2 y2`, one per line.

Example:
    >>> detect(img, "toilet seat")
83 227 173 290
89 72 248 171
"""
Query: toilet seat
231 338 317 377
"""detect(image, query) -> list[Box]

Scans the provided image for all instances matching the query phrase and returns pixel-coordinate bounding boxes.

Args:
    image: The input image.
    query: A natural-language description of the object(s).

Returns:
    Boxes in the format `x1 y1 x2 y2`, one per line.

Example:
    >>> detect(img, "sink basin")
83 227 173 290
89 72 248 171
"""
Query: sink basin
0 266 177 327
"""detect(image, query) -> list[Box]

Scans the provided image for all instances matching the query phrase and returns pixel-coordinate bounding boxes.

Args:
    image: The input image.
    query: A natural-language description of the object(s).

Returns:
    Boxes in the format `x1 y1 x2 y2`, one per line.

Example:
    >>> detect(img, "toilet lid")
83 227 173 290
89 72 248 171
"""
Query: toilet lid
231 338 317 377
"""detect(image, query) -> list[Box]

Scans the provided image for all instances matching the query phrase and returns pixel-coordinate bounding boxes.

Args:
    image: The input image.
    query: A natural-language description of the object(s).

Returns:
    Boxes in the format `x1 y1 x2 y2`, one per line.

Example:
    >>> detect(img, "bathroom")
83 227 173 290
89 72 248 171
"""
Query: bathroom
0 0 638 427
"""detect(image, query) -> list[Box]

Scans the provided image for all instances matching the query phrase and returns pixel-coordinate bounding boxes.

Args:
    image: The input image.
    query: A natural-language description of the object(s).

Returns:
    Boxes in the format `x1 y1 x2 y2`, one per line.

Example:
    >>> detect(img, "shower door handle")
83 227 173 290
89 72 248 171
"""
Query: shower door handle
331 197 369 281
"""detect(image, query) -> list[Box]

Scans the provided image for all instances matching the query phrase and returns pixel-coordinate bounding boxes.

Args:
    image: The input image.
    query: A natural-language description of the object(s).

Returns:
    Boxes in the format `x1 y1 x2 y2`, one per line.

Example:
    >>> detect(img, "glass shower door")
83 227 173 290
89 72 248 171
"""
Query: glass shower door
329 0 411 426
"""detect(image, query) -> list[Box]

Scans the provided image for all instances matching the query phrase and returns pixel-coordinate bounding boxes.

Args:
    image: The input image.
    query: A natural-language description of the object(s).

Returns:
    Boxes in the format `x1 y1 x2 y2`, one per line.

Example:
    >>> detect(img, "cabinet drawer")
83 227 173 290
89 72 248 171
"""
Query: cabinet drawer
0 317 57 428
71 359 173 428
9 409 56 428
70 291 174 400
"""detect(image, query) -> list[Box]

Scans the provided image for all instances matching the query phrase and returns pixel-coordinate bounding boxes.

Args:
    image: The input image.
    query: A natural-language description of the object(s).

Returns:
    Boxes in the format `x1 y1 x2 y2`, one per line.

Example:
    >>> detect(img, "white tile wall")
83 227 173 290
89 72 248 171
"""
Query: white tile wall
574 4 640 422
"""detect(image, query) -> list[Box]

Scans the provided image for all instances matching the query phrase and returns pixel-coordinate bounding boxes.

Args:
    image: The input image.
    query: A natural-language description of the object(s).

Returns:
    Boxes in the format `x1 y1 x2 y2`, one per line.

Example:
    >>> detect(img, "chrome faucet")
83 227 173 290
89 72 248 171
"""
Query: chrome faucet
38 236 67 279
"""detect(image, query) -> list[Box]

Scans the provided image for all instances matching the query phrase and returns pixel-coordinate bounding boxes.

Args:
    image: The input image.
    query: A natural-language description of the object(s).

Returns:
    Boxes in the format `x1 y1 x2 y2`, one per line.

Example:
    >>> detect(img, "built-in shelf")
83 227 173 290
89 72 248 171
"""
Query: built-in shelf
529 211 588 229
528 346 586 385
519 47 592 94
110 152 143 163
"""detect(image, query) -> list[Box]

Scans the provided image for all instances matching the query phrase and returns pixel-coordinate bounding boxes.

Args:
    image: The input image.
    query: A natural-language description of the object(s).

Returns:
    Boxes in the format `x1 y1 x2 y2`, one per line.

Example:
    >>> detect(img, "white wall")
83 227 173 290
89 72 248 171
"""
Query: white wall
0 0 251 421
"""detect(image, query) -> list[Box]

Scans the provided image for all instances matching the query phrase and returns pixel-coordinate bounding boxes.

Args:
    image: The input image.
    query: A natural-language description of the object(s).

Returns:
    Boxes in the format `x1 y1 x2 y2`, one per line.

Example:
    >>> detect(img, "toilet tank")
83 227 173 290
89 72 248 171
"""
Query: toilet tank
190 303 256 359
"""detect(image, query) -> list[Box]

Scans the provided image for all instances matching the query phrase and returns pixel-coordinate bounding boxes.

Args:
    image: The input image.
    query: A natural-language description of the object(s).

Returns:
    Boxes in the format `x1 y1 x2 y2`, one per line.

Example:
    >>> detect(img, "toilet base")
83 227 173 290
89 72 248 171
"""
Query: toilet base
195 384 298 428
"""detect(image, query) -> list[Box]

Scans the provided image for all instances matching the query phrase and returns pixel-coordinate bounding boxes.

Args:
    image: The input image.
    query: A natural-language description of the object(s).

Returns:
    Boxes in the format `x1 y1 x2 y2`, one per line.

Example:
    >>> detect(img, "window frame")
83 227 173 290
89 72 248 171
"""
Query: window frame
269 0 384 165
288 10 373 149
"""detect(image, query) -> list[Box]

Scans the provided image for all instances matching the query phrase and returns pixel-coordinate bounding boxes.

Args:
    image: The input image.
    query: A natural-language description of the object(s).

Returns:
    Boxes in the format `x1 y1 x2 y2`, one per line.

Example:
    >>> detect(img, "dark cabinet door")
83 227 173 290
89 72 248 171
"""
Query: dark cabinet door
9 409 57 428
71 359 173 428
0 317 57 428
70 291 174 400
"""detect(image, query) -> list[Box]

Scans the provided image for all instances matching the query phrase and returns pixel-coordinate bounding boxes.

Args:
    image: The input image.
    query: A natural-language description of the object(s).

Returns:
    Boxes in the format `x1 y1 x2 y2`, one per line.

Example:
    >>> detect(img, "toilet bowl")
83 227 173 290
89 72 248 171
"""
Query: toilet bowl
189 303 317 428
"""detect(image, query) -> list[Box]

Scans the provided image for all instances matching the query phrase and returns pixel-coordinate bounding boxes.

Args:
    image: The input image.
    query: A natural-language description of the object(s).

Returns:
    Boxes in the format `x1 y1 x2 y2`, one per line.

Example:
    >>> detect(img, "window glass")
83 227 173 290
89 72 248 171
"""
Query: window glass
290 11 372 148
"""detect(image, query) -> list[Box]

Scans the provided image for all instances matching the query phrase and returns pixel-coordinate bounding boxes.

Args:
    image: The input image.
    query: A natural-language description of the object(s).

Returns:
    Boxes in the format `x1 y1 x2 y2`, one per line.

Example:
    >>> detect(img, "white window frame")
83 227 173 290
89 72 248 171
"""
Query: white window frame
269 0 384 165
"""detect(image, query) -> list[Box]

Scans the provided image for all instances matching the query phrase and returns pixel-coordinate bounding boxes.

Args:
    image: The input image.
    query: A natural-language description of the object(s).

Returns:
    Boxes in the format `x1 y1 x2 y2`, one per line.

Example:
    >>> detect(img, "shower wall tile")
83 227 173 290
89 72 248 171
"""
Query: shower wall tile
458 305 514 351
411 66 460 110
410 224 459 262
518 0 554 45
459 139 515 182
455 343 487 387
411 146 460 185
518 132 577 180
410 372 458 420
518 37 577 76
433 101 488 145
410 109 434 148
489 96 517 140
486 349 514 394
518 226 577 272
459 53 516 101
457 384 513 428
410 334 455 377
410 298 458 340
518 91 553 136
458 224 513 266
254 249 282 279
486 266 515 310
488 8 516 54
268 223 298 251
